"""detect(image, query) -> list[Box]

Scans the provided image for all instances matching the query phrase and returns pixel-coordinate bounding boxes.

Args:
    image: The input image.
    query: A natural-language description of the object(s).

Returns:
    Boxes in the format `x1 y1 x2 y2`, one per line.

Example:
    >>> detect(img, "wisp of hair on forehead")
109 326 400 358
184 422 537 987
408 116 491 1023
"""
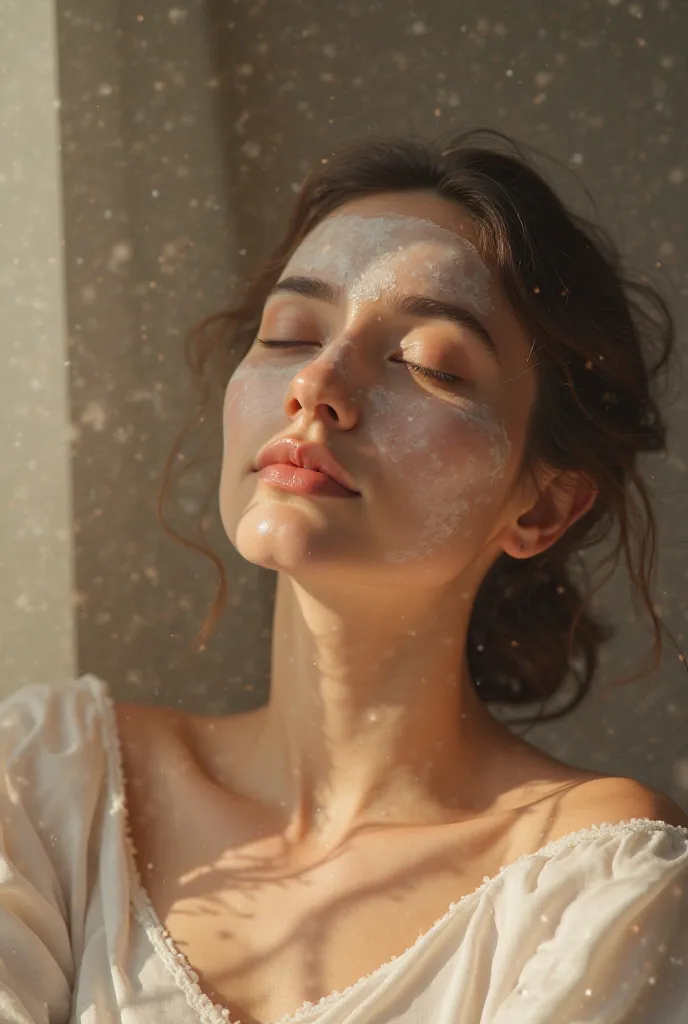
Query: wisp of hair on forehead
158 128 682 728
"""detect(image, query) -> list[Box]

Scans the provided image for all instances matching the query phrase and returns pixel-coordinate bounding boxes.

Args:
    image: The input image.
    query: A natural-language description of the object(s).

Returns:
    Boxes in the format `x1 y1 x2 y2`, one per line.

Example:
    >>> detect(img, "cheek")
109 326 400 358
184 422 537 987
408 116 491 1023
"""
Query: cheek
223 362 293 445
366 386 512 561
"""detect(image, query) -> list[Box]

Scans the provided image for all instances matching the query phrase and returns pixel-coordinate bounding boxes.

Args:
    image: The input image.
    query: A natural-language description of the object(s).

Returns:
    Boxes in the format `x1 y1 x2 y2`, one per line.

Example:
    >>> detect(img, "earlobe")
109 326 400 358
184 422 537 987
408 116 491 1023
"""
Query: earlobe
502 528 545 560
504 471 598 560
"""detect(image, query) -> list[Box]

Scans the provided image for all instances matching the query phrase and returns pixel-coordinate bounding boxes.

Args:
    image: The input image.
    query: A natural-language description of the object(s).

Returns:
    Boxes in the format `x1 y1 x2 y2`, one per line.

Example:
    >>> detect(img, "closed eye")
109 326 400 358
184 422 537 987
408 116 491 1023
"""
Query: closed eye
403 361 464 385
256 340 464 386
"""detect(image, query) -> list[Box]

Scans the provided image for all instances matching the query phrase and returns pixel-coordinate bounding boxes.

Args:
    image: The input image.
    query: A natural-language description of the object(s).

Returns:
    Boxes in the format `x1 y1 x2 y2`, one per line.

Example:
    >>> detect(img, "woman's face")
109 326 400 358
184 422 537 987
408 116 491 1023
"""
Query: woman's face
219 191 538 587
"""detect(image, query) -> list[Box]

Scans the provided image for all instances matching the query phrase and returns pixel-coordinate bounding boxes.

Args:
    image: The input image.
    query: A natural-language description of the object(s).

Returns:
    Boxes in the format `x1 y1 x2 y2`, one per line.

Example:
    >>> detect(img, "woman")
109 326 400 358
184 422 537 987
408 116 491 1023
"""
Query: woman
1 130 687 1024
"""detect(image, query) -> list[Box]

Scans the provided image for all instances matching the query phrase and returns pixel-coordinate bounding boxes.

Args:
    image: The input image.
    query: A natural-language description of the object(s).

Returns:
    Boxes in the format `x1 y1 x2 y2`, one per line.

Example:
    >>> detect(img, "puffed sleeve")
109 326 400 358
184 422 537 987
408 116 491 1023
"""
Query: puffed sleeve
492 821 688 1023
0 680 106 1023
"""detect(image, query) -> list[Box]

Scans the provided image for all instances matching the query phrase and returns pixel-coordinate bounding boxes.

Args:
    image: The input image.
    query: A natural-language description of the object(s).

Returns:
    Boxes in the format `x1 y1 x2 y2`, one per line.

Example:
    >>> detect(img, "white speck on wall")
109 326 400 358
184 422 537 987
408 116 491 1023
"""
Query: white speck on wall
168 8 188 26
241 140 261 160
80 400 107 432
107 241 133 272
144 566 159 586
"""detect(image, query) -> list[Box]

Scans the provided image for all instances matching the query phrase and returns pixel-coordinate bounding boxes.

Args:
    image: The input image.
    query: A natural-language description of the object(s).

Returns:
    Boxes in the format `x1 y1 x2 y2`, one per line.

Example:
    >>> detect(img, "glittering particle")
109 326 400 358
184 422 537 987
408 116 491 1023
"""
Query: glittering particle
168 8 188 26
667 167 685 185
409 20 428 35
79 400 107 432
241 140 261 160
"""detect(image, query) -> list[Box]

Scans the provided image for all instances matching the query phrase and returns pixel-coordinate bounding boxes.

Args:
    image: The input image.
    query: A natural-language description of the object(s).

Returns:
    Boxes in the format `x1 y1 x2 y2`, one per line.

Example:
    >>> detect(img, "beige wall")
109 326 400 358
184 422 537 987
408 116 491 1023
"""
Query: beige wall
0 0 75 696
56 0 264 715
4 1 685 804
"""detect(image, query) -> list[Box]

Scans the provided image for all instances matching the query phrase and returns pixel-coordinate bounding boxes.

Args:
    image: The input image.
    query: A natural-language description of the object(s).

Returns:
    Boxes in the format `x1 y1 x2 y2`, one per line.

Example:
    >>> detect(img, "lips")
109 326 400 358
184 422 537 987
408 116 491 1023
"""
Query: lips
253 438 360 494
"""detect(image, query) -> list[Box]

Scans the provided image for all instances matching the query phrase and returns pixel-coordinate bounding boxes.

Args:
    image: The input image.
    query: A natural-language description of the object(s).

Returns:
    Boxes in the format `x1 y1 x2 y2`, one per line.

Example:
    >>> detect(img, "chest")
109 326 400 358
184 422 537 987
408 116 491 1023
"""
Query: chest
115 707 574 1024
126 785 516 1024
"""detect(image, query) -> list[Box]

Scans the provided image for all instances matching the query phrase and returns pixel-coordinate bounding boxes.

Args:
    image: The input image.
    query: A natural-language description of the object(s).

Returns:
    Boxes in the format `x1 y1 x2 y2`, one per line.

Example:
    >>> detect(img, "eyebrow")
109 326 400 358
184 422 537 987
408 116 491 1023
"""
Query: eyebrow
270 275 500 365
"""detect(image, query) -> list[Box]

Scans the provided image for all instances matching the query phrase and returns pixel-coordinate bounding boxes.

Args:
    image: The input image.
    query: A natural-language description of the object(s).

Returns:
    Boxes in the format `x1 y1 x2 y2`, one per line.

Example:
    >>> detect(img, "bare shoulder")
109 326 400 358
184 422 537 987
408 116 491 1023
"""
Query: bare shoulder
114 698 176 737
113 699 186 773
556 773 688 832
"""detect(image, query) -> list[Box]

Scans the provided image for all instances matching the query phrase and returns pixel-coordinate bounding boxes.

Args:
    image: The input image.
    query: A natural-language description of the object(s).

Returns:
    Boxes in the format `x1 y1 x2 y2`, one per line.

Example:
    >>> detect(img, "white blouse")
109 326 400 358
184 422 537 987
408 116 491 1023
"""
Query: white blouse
0 675 687 1024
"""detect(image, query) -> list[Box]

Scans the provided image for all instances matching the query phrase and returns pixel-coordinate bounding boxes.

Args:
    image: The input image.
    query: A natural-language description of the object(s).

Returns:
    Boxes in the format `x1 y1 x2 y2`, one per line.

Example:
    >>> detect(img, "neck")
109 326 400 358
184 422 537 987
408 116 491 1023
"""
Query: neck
246 571 513 848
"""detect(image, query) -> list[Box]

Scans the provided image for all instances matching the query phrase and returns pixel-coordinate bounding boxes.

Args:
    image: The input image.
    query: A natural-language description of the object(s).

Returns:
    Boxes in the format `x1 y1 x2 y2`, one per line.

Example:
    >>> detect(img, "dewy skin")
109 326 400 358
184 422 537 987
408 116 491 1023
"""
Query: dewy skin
226 213 512 568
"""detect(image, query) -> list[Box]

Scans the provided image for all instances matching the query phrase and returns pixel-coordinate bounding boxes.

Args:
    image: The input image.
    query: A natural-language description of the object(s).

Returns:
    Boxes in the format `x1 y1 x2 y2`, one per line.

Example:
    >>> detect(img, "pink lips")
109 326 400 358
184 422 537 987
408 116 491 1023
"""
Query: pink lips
253 438 360 498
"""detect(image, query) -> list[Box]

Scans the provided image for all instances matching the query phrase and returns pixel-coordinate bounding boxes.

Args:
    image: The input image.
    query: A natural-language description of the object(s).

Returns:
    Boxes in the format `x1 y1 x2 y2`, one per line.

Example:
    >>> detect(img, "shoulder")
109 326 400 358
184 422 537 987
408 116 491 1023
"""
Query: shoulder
555 773 688 834
113 696 194 785
113 696 187 751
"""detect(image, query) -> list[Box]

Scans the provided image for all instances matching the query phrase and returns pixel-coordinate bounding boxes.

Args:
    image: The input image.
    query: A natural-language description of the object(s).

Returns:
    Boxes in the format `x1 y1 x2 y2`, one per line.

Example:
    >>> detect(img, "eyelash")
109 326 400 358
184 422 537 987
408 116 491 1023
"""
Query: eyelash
255 338 464 386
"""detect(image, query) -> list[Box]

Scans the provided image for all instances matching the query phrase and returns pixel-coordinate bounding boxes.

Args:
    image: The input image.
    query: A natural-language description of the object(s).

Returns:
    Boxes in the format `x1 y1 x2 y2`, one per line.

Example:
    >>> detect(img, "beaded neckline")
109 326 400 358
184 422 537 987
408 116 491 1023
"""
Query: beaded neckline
90 673 688 1024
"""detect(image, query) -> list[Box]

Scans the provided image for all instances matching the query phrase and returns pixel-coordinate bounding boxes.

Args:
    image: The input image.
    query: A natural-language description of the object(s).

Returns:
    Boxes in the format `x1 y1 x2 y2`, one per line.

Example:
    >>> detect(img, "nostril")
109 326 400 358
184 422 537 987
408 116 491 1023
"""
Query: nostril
314 402 339 423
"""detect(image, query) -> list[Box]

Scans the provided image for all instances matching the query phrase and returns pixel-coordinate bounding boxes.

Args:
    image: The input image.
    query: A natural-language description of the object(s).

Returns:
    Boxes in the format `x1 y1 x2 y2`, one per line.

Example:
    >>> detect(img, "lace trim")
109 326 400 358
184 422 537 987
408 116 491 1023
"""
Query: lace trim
88 672 688 1024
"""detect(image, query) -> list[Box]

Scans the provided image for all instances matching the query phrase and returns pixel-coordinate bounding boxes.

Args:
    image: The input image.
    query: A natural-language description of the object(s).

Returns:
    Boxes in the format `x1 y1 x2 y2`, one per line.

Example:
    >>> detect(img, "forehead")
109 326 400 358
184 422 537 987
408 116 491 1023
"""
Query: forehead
286 194 483 270
281 193 494 317
327 191 481 244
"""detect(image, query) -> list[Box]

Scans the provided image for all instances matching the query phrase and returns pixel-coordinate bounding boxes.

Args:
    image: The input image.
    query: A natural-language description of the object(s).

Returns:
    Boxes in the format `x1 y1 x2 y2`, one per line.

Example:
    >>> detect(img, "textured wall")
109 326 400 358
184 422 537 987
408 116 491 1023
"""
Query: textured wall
0 0 75 696
58 1 688 801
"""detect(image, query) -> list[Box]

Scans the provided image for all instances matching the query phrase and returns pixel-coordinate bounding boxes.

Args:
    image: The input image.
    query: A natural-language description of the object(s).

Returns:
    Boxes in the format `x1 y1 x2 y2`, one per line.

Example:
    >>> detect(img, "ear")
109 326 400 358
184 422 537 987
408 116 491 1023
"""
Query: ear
501 469 598 560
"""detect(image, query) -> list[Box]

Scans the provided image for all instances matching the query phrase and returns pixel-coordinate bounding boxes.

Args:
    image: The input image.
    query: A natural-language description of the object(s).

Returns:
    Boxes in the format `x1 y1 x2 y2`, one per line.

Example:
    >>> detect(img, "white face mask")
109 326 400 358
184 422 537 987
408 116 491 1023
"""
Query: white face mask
282 213 495 318
220 212 514 582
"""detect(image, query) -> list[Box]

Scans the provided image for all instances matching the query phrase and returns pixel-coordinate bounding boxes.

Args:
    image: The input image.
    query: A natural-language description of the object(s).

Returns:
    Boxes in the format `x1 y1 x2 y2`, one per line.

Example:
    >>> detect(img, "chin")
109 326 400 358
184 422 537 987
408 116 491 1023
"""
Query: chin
227 501 339 573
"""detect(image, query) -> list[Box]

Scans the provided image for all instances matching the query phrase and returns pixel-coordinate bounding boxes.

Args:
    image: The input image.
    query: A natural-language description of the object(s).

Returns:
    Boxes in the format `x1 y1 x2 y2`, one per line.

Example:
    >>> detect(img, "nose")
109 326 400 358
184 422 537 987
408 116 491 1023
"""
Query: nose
283 349 359 429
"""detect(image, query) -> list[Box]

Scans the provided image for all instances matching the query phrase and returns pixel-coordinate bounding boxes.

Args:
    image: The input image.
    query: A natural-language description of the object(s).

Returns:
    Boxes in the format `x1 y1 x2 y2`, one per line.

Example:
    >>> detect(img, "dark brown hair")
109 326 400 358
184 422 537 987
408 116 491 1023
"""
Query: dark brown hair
159 128 684 726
